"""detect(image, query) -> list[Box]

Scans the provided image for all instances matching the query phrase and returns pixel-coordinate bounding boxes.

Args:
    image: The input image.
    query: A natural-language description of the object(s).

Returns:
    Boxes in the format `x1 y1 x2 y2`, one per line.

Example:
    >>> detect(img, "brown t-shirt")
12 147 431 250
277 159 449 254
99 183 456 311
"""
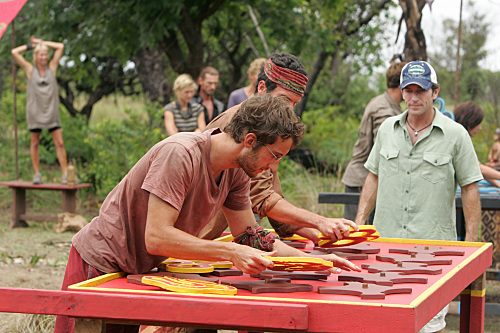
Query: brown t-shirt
198 105 300 239
73 129 251 274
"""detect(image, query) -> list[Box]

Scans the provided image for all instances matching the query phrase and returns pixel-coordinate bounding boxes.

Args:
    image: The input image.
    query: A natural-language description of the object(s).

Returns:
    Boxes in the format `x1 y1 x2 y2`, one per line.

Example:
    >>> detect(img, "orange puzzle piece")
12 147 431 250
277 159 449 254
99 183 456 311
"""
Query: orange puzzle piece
317 226 380 248
141 276 237 295
264 257 334 271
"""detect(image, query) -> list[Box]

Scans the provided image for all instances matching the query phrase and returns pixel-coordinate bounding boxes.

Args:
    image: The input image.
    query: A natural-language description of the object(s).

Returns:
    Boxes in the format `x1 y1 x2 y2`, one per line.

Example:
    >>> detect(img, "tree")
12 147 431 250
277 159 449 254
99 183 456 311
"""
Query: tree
397 0 429 61
294 0 394 116
430 9 489 102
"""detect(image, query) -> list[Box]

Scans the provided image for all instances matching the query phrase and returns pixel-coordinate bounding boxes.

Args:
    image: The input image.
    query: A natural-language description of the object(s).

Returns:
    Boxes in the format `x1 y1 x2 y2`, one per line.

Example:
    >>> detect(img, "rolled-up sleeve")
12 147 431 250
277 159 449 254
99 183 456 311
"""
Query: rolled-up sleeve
250 170 283 219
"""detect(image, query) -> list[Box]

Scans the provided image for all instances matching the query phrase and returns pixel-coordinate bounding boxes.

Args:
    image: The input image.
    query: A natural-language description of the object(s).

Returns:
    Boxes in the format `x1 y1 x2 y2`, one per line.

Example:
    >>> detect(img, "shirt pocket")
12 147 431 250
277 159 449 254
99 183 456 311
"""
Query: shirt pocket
379 147 400 177
421 152 451 183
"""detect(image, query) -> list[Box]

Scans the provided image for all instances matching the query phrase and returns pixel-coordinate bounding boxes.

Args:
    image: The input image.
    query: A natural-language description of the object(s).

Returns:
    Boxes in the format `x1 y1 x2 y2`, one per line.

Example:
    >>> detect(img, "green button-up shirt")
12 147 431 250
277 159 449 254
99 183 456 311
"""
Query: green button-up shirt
365 108 482 241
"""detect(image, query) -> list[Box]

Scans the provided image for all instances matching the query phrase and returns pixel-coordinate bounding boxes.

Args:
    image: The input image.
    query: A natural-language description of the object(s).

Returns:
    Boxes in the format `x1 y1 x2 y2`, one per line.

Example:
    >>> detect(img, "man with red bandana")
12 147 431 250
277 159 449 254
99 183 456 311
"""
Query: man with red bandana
198 53 358 244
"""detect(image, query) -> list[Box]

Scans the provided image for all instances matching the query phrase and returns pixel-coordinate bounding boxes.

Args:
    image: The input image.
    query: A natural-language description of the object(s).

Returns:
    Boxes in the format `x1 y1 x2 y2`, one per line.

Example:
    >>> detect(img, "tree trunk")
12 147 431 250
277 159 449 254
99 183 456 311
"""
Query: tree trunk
295 50 332 118
132 45 171 105
400 0 428 61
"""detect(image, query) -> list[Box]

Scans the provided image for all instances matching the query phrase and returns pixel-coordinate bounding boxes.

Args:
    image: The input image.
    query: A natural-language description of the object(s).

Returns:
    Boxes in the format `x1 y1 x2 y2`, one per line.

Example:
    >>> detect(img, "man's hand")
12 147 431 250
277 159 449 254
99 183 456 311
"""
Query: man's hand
320 253 362 273
230 245 277 275
295 227 321 244
316 218 358 242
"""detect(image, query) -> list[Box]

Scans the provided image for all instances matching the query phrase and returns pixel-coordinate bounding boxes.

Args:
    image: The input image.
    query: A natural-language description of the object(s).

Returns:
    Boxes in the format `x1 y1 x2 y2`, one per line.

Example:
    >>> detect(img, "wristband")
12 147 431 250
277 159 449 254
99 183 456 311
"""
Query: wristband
26 43 33 51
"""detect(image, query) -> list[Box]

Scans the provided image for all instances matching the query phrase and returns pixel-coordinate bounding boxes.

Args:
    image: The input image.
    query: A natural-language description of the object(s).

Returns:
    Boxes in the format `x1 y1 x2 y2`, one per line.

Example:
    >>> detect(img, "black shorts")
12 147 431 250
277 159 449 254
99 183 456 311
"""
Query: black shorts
30 126 61 133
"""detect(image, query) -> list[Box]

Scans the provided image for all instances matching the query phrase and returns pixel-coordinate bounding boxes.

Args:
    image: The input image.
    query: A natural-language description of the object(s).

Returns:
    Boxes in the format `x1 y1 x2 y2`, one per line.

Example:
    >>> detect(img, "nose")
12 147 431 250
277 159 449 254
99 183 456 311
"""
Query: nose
268 159 280 172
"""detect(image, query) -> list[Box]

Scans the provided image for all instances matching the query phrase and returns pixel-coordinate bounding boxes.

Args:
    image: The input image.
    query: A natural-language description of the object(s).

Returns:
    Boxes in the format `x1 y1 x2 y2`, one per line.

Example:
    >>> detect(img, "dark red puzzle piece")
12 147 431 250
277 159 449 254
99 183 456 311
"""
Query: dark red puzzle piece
304 249 368 260
205 269 243 277
316 243 380 254
361 262 442 275
389 245 465 256
318 282 412 299
338 271 428 286
376 253 452 265
221 279 313 294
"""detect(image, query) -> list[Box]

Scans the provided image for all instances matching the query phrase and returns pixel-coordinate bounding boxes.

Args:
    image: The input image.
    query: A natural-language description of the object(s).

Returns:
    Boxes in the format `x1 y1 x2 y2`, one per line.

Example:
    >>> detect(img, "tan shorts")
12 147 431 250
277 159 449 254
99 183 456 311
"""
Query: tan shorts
419 304 449 333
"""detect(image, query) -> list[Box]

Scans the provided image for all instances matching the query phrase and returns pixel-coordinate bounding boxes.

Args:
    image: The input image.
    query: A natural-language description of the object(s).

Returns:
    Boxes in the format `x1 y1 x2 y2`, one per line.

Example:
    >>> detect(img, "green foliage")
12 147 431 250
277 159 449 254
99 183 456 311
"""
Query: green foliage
430 9 489 103
82 111 163 199
301 106 360 170
278 157 345 218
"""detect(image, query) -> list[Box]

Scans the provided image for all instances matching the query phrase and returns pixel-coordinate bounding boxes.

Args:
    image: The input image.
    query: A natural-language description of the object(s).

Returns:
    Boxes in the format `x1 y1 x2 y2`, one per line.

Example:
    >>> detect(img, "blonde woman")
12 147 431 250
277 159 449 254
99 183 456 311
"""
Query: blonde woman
11 35 67 184
227 57 267 108
163 74 206 136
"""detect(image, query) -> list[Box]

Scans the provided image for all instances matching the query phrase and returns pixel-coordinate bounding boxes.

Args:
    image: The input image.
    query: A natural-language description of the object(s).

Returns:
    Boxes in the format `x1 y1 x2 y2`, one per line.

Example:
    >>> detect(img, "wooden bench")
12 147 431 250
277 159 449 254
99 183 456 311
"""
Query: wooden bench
0 180 91 229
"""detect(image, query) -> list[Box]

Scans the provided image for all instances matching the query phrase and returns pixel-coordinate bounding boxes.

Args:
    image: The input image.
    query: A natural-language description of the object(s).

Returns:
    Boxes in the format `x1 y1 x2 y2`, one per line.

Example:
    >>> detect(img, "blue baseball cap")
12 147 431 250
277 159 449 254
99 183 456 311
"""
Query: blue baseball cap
400 61 438 91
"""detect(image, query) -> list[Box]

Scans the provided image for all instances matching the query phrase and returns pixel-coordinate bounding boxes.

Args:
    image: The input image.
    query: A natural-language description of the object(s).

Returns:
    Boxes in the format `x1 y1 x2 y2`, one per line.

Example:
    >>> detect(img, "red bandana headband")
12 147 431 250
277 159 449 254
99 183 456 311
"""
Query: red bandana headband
264 58 308 97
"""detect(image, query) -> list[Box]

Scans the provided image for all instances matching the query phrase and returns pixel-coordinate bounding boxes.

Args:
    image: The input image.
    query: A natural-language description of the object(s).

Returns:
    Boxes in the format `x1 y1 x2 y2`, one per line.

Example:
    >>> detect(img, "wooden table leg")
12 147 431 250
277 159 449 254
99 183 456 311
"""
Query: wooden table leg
459 272 486 333
10 187 28 229
74 318 104 333
62 189 77 213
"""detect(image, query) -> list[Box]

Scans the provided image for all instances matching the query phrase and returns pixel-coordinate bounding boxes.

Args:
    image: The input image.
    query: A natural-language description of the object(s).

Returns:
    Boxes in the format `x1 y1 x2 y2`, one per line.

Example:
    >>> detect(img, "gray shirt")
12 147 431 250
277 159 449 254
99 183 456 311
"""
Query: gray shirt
26 66 61 130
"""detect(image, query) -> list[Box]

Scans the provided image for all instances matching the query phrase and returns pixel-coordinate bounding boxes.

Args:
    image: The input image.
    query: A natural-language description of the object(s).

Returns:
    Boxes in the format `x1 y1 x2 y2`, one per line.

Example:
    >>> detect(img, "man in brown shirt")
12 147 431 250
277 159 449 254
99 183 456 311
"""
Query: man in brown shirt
56 94 361 333
341 61 406 223
198 53 358 244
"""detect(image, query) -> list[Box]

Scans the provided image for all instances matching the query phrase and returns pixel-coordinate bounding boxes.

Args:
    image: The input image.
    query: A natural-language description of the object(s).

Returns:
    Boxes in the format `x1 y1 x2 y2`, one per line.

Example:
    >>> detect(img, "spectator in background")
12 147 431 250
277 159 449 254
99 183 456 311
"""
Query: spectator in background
11 35 68 184
192 66 224 125
487 128 500 168
454 101 500 187
163 74 206 136
227 57 267 108
341 61 407 224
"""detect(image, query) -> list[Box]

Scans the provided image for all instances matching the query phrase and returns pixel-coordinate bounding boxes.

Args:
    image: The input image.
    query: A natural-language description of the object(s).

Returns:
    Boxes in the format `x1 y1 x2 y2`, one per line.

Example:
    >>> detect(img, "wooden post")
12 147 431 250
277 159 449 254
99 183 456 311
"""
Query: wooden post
459 272 486 333
11 21 19 179
11 187 28 228
61 189 77 213
74 318 104 333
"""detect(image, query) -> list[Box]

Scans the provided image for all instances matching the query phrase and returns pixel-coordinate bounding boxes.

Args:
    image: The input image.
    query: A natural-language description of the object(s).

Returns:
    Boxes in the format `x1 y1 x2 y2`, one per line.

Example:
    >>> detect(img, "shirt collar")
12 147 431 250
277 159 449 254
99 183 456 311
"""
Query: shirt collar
395 107 447 134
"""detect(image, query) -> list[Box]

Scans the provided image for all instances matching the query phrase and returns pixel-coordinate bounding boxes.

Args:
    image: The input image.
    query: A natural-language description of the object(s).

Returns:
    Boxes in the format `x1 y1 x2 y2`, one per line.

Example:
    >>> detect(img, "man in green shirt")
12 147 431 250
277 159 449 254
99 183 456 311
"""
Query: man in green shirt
355 60 482 333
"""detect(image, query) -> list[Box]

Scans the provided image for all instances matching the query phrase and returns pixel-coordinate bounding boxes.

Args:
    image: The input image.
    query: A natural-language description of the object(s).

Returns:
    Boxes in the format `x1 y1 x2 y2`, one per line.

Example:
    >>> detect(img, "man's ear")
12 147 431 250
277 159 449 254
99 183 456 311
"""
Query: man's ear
244 133 258 148
257 81 267 95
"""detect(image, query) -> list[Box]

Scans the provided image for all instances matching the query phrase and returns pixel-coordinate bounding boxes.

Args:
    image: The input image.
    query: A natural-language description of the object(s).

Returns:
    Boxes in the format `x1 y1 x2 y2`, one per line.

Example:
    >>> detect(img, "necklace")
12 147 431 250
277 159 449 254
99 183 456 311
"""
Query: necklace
406 119 432 137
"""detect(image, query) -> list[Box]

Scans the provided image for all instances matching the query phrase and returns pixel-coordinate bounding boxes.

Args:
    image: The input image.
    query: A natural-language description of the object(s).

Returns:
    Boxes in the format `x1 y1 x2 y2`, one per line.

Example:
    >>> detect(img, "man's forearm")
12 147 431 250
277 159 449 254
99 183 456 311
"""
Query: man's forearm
355 172 378 225
267 199 322 229
461 182 481 242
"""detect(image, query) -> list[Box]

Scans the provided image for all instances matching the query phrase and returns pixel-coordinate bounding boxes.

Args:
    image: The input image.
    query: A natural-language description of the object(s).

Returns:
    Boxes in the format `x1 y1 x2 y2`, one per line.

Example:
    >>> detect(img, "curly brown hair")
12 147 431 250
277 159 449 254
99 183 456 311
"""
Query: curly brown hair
224 94 305 149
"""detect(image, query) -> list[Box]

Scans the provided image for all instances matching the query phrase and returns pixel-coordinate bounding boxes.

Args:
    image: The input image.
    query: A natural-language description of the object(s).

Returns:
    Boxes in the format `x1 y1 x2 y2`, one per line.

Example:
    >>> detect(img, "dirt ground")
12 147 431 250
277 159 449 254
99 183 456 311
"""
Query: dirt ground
0 205 500 332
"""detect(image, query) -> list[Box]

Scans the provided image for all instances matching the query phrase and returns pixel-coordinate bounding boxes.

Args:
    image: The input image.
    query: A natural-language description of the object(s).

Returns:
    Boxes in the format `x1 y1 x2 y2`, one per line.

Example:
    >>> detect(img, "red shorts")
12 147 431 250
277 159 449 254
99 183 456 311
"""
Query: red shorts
54 246 139 333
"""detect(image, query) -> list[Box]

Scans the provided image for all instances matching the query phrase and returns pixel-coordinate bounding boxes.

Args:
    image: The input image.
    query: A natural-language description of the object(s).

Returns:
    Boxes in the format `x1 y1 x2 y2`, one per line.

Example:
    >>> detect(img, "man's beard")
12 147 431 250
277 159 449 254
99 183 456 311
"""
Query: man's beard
237 149 262 178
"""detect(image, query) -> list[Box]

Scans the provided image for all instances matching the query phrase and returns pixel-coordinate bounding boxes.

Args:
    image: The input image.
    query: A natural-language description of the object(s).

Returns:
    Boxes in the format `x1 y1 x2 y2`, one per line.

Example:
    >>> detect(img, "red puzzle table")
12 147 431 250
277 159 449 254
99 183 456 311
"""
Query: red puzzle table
0 238 492 333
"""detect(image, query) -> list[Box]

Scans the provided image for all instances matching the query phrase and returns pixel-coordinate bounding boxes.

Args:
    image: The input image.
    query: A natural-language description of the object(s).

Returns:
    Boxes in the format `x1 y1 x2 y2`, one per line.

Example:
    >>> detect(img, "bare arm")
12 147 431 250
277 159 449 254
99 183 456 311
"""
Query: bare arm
223 206 360 273
11 44 33 78
145 193 275 275
355 172 378 226
479 162 500 187
30 36 64 74
195 112 206 132
266 199 358 243
461 182 481 242
163 111 179 136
